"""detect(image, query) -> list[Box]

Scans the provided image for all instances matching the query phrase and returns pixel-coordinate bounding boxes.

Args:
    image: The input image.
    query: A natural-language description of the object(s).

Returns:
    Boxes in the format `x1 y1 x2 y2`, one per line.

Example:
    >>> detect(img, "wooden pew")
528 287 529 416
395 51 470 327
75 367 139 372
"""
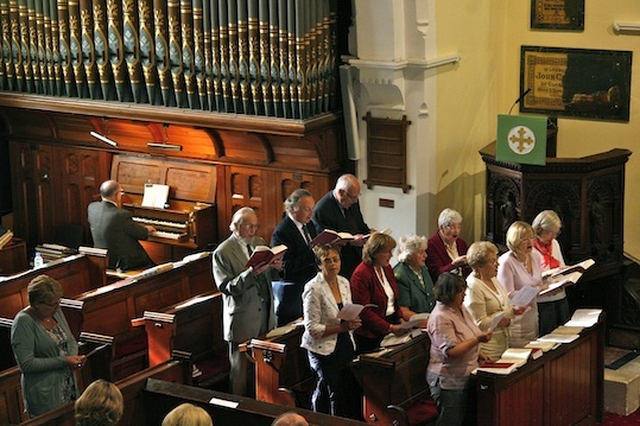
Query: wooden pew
140 378 369 426
249 325 437 426
17 359 191 426
0 252 108 371
143 290 230 389
358 333 437 426
61 252 214 381
247 322 315 408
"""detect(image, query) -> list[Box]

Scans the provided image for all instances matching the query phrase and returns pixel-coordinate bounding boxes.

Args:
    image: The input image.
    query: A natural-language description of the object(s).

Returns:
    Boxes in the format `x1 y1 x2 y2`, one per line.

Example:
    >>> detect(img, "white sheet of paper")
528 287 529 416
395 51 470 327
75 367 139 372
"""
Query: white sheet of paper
490 311 506 331
509 286 539 307
336 303 376 321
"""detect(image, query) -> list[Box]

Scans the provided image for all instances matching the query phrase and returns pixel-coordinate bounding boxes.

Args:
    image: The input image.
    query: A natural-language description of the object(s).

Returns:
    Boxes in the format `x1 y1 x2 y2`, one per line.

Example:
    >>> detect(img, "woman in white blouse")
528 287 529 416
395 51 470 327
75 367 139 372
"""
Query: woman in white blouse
301 244 362 419
464 241 526 359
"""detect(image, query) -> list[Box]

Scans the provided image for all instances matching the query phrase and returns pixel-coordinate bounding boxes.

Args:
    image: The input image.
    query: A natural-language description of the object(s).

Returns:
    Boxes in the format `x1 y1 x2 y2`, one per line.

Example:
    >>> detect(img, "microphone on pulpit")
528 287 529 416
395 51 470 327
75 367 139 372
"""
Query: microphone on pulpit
508 88 532 115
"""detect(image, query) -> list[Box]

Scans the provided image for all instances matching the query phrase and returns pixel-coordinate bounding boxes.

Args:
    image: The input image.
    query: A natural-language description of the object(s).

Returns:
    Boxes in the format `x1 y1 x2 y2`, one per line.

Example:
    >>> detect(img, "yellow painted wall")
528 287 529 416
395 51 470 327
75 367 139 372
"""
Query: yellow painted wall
435 1 640 258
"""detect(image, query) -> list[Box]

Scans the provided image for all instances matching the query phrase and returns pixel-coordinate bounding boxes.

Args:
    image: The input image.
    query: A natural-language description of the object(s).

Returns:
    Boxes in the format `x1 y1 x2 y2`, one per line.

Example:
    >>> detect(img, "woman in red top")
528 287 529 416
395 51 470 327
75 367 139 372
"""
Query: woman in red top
350 232 411 353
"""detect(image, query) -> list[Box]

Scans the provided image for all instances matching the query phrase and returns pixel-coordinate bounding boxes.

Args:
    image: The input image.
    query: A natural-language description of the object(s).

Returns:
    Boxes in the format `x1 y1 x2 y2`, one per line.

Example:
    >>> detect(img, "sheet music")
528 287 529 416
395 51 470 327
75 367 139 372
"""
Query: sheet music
141 183 170 208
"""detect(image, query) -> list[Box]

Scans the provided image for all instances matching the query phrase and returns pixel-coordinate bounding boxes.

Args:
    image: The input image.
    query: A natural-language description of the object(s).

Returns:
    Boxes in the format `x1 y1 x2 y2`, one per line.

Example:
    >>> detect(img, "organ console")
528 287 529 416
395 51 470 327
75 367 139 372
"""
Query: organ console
111 154 218 263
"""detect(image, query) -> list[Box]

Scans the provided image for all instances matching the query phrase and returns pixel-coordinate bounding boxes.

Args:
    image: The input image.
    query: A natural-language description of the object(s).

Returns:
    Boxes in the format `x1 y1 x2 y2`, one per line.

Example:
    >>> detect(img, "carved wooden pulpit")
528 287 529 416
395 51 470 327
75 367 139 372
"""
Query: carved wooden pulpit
479 142 631 312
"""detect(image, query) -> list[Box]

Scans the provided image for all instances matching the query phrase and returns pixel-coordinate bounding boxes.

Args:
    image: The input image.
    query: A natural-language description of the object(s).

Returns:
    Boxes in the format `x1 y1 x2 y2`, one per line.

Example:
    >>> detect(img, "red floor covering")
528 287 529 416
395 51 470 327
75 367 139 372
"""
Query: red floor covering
600 408 640 425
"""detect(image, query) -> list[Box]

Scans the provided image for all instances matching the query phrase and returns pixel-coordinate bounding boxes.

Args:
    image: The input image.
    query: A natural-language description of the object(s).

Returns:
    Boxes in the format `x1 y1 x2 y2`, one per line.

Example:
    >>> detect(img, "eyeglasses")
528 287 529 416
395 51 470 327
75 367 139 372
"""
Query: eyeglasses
243 223 260 230
446 223 463 230
519 234 536 242
342 189 359 201
39 299 61 308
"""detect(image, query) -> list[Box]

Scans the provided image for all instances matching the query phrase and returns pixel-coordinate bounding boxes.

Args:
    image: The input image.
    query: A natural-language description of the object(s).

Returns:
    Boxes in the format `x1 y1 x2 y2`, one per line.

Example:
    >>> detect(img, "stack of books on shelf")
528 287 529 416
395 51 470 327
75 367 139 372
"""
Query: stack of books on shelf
35 243 77 263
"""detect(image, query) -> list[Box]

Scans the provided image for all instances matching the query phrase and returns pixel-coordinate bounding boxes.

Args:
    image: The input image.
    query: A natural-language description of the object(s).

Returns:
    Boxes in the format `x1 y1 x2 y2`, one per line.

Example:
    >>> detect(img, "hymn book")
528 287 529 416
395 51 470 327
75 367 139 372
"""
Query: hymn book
539 258 595 296
245 244 287 269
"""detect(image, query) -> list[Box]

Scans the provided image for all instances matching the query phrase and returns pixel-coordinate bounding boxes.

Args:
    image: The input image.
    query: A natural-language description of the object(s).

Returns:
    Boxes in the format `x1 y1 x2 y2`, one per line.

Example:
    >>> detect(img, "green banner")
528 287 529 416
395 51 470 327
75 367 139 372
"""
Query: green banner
496 114 547 165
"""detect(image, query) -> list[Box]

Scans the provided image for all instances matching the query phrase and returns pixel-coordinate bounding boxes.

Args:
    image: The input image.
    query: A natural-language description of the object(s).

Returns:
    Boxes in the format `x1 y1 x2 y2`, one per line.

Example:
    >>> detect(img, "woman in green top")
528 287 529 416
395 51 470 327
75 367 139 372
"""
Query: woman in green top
394 234 436 320
11 275 86 417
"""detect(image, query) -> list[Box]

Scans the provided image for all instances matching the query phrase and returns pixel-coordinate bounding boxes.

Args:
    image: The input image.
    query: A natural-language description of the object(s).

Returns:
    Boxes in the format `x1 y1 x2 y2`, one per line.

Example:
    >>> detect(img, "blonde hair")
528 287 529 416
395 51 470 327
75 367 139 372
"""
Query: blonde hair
74 379 123 426
362 232 396 265
162 403 213 426
466 241 498 270
505 221 535 252
27 275 63 306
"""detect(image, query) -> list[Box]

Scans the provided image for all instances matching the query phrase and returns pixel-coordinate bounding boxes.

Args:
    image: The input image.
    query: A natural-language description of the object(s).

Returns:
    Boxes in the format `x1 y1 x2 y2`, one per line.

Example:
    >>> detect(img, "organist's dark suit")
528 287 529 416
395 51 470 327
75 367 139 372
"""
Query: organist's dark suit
88 199 154 271
270 215 318 326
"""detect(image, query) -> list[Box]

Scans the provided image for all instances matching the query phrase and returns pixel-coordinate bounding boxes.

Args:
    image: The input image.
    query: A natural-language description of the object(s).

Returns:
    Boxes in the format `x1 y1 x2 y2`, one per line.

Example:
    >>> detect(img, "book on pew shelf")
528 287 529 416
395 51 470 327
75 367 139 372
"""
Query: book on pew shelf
380 328 422 347
564 308 602 328
552 325 584 335
245 244 287 268
525 340 561 352
336 303 377 321
530 348 543 360
496 348 532 367
310 229 357 246
537 333 580 344
79 246 108 257
475 362 518 375
135 262 174 279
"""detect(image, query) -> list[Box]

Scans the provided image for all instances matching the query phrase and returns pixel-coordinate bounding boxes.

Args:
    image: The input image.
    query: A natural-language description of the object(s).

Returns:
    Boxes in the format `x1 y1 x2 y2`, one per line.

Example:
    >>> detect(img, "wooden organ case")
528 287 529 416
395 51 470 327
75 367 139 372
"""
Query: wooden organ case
111 155 217 263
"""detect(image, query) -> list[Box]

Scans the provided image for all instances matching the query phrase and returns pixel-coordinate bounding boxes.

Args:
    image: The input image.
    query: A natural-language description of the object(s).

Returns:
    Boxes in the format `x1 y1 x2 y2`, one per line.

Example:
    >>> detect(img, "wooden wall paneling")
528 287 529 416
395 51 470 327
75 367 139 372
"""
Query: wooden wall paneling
8 141 55 250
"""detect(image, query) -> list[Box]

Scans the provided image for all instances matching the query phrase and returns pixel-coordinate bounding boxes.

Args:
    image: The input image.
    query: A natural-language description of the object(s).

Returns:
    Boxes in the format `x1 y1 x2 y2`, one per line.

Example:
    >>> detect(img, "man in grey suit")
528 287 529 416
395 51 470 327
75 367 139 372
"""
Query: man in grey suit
212 207 282 396
87 180 156 271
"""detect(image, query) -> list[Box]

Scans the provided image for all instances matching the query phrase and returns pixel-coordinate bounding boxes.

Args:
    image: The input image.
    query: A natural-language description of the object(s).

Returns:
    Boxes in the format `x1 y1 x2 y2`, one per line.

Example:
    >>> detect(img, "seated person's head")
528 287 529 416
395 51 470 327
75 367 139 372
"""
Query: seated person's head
162 403 213 426
74 379 123 426
271 411 309 426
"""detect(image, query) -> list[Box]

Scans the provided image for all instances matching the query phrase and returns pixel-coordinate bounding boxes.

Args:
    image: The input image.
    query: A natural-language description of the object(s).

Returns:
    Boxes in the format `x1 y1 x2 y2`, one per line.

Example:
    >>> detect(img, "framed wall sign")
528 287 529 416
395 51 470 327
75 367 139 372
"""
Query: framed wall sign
531 0 584 30
520 46 632 122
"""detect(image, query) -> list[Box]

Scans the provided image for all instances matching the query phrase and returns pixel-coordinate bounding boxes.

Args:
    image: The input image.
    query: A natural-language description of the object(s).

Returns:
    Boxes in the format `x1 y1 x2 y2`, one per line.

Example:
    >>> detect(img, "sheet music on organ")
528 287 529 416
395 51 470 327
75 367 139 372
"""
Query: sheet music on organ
141 183 170 208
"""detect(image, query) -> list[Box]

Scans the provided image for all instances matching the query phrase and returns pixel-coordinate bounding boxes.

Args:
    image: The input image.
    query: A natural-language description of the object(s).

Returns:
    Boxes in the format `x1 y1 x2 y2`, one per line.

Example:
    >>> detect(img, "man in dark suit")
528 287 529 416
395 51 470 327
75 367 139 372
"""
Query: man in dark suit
212 207 282 396
270 189 318 326
312 174 370 279
87 180 156 271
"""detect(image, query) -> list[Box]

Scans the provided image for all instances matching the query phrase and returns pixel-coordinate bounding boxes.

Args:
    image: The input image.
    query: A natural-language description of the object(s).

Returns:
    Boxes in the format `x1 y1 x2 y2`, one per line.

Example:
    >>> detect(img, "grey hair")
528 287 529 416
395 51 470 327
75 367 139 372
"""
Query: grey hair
284 189 313 213
438 208 463 229
229 207 256 232
532 210 562 235
397 235 428 263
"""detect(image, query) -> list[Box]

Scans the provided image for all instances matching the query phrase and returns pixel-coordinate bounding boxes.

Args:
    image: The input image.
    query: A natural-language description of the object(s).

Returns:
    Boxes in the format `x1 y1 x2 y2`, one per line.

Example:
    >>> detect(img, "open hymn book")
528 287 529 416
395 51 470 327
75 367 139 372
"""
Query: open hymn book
310 227 392 247
539 258 595 296
245 245 287 269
